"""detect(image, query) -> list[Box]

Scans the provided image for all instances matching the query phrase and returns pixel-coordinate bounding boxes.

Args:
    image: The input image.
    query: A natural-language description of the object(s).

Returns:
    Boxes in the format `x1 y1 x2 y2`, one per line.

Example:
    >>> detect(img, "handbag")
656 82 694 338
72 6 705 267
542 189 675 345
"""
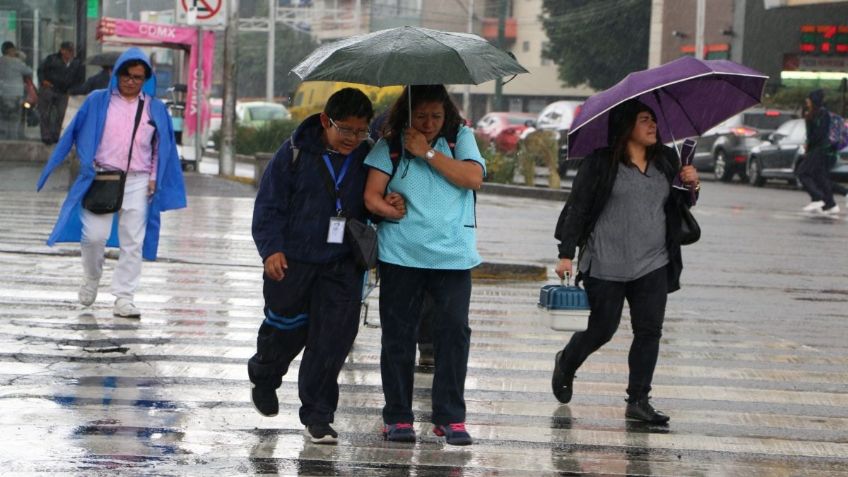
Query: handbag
677 199 701 246
345 218 378 269
82 98 145 214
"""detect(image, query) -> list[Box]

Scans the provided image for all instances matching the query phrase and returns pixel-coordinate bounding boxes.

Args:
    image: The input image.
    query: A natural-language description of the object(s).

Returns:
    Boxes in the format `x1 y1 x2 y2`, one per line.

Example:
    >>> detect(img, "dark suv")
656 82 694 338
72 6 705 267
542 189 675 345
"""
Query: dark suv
692 108 797 182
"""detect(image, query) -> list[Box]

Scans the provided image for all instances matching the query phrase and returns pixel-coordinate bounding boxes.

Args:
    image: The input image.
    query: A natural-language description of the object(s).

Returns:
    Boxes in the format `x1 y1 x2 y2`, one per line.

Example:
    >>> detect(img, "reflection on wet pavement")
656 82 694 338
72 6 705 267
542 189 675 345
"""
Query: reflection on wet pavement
1 185 847 475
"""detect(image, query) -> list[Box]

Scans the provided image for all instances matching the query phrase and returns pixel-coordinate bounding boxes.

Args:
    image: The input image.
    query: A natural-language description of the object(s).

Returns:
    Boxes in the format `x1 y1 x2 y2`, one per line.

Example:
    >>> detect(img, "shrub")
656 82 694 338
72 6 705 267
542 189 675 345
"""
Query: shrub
211 119 299 155
477 135 514 184
518 131 559 188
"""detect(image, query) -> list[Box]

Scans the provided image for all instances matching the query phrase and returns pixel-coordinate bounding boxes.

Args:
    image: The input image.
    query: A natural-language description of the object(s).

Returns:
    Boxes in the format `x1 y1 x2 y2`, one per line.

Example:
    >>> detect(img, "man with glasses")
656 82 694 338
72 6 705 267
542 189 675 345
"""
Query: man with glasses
249 88 405 444
37 41 84 144
36 47 186 319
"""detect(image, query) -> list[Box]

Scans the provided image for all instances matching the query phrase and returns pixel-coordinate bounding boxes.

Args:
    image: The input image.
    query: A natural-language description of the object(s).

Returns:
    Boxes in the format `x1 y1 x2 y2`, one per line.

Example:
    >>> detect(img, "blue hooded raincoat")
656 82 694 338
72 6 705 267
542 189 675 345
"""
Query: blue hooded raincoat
35 48 187 260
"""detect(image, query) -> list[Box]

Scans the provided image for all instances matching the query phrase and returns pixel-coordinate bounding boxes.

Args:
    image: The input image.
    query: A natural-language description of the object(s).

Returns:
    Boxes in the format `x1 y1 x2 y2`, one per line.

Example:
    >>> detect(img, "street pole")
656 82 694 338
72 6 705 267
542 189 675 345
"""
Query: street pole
220 0 239 177
266 0 275 102
695 0 705 60
462 0 474 118
196 25 204 168
493 0 507 111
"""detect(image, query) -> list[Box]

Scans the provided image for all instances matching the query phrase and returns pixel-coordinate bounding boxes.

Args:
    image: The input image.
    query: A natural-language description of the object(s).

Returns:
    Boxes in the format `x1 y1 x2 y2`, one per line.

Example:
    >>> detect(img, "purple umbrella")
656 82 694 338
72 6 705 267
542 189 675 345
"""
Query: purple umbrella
567 56 769 158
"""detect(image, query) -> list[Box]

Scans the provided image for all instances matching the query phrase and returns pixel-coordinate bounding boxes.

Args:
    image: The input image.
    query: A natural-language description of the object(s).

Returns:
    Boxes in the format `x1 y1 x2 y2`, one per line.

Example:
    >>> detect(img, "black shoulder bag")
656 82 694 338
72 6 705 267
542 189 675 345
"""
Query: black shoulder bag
83 98 145 214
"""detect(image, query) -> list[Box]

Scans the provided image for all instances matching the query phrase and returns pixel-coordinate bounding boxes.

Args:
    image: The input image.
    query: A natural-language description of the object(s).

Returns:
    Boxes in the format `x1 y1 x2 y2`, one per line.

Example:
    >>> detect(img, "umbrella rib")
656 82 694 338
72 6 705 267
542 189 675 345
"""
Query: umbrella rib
655 88 702 136
420 30 475 84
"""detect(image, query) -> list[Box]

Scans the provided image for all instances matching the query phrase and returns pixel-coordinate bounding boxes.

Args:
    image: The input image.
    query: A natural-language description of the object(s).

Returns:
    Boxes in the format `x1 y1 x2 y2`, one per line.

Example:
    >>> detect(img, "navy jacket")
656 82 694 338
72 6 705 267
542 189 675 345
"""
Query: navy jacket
252 114 371 264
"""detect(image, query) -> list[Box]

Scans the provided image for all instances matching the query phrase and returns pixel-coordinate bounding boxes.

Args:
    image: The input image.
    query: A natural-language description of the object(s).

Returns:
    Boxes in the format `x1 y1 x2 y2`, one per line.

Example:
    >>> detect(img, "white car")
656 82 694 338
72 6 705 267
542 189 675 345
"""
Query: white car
235 101 291 128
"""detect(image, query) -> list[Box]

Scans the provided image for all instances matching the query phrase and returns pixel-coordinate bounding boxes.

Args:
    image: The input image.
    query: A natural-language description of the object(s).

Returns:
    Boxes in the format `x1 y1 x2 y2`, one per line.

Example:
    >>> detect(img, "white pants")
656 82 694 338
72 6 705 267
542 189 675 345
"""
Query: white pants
80 172 149 301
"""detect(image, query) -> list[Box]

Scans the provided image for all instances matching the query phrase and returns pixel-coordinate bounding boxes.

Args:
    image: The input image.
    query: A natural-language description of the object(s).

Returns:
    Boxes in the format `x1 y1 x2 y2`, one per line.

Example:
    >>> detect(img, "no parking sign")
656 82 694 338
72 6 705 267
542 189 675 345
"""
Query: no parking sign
176 0 226 27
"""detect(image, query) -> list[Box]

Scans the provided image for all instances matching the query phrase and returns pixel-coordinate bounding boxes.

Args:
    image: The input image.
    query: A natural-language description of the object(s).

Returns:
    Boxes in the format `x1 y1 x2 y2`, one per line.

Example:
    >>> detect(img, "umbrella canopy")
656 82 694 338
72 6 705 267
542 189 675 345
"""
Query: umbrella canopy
88 51 122 66
567 56 769 158
292 26 528 86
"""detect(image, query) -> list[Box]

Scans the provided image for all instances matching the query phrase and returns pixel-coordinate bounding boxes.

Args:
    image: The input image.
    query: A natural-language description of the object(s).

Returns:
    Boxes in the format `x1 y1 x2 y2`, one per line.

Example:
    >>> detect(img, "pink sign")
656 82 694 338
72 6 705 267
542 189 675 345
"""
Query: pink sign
97 17 216 137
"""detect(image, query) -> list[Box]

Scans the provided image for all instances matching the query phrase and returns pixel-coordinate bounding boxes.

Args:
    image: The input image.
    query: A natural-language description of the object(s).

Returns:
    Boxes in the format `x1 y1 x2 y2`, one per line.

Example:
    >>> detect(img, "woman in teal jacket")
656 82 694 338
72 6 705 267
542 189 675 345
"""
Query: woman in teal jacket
36 48 186 315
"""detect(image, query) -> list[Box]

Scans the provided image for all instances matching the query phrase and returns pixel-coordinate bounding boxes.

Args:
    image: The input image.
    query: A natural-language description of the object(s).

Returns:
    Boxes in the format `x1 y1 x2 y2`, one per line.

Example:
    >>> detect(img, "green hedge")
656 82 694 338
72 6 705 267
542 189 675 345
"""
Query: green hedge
476 135 515 184
211 119 299 156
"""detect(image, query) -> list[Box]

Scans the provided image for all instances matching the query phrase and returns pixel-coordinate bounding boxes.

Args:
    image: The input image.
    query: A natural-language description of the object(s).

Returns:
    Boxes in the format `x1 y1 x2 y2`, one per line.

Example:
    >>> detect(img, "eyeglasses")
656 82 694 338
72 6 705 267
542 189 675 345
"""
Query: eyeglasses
120 73 146 83
328 117 370 140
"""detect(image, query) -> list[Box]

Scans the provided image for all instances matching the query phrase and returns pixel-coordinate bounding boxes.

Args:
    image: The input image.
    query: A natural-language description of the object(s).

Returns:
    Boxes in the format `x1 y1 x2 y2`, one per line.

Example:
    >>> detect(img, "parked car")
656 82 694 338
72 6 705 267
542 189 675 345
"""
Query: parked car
520 100 583 176
692 108 798 182
235 101 291 128
474 112 536 153
746 118 848 187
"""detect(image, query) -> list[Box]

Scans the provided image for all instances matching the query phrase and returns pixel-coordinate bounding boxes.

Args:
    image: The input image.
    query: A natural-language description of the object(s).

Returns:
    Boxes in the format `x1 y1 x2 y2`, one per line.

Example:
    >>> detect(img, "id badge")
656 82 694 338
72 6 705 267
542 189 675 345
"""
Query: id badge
327 216 346 244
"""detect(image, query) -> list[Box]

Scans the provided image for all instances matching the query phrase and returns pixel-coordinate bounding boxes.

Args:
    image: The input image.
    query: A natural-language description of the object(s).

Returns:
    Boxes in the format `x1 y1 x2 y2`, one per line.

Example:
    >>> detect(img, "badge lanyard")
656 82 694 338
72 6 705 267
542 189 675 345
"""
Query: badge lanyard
322 152 354 244
322 153 354 215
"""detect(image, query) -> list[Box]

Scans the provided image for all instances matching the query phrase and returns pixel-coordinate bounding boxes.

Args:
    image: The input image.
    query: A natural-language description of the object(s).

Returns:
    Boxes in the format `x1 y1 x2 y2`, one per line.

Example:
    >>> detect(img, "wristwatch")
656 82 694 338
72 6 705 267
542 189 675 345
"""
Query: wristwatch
424 148 437 160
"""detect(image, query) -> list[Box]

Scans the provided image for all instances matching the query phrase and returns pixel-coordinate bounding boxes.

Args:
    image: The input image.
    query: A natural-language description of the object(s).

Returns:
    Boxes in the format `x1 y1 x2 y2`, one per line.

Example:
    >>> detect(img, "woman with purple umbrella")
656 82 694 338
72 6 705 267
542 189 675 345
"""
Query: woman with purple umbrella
551 99 699 424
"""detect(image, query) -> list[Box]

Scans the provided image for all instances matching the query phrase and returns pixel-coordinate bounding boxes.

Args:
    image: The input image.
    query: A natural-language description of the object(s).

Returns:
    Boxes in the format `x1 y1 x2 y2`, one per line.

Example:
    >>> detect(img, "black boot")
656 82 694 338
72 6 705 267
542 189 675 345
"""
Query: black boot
551 350 575 403
625 396 670 424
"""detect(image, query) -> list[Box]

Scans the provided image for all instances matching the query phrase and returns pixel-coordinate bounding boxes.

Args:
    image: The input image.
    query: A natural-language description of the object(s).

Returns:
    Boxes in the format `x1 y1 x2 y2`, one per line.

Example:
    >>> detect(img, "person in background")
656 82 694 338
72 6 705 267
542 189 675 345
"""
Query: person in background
0 41 33 139
552 99 699 425
798 89 839 216
364 84 485 446
36 48 186 318
37 41 84 144
70 64 114 96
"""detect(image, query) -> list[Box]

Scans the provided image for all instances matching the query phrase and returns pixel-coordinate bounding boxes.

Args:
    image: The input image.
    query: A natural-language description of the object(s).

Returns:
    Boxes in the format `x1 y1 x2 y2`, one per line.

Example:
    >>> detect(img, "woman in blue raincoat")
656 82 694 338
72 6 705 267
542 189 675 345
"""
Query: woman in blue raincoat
36 47 186 318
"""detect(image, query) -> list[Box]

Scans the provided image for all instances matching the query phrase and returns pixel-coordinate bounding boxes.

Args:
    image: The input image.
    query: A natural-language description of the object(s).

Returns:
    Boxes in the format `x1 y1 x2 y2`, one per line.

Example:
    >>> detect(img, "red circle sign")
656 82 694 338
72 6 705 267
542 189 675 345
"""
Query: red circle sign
181 0 222 20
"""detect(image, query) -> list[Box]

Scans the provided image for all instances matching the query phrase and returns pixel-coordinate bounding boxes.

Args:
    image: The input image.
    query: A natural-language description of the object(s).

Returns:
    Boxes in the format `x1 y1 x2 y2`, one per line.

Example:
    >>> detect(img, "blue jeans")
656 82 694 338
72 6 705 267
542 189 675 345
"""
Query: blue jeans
378 262 472 425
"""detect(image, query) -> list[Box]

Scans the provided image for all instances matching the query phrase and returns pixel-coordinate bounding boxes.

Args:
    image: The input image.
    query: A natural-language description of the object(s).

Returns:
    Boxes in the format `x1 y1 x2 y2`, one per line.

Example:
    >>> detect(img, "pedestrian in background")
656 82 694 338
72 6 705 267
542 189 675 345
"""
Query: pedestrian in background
249 88 405 445
70 64 114 96
364 84 485 446
0 41 33 139
36 48 186 318
798 89 839 216
37 41 84 144
552 99 699 424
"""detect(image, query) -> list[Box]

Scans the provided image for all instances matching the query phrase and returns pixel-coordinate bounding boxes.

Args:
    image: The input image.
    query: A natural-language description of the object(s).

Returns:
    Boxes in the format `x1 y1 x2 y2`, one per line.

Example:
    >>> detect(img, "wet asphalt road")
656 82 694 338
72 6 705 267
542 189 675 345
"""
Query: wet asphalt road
1 164 847 475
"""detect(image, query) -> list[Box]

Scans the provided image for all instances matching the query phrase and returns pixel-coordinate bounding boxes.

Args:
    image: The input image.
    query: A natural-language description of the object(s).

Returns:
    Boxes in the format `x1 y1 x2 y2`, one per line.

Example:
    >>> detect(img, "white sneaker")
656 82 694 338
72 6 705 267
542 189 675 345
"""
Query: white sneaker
822 204 840 216
113 298 141 318
78 278 99 307
802 200 825 212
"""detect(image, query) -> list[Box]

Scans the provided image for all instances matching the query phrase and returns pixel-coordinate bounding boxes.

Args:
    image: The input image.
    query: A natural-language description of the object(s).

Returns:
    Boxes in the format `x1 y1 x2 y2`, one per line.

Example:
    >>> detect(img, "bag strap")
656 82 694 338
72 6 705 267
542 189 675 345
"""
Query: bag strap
125 97 145 172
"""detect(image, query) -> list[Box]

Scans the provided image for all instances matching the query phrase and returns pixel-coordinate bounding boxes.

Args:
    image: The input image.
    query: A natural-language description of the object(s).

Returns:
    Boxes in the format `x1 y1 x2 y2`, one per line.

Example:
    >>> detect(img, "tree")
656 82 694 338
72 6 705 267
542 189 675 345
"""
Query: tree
541 0 651 90
236 26 319 99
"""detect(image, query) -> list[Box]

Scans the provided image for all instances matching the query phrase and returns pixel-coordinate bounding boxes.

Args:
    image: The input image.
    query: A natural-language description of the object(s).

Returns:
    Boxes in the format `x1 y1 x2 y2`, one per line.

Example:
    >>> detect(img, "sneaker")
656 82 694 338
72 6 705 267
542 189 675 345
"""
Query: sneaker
551 350 575 404
803 200 825 212
78 278 99 307
432 422 473 446
822 204 840 216
113 298 141 318
305 423 338 444
250 384 278 417
383 422 416 442
625 396 670 424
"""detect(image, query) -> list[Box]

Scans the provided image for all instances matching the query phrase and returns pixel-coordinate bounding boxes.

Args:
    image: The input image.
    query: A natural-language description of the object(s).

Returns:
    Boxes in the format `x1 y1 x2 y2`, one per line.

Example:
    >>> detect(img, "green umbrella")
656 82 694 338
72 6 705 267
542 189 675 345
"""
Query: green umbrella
292 26 528 122
292 26 527 86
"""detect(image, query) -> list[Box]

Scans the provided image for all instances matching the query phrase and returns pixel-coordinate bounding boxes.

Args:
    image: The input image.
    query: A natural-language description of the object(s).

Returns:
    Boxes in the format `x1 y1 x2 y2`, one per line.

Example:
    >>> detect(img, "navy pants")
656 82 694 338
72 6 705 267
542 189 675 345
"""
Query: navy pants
378 262 472 425
558 266 667 401
247 257 362 425
798 151 836 209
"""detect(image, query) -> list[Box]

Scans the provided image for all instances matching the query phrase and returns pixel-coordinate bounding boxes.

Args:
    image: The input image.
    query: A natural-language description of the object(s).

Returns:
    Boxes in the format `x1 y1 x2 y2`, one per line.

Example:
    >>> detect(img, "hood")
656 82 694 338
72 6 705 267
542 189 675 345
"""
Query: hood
108 47 157 97
291 113 325 152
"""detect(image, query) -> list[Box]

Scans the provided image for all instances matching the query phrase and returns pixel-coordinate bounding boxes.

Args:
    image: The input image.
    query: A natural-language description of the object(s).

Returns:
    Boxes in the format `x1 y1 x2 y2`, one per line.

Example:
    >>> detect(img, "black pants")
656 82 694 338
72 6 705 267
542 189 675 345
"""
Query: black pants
378 262 471 425
558 266 668 401
247 257 362 425
38 87 68 144
798 151 836 209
